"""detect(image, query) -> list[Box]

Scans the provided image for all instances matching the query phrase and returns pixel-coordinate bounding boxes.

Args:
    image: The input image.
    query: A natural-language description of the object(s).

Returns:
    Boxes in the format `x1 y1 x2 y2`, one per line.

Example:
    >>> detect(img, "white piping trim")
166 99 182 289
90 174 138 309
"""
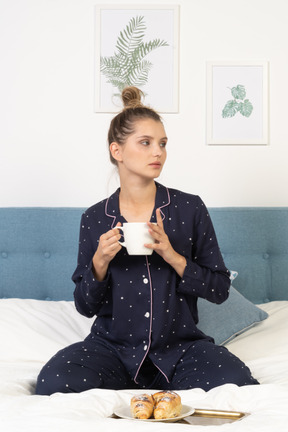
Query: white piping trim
153 363 170 384
133 255 153 384
158 186 171 221
105 197 117 228
133 186 171 384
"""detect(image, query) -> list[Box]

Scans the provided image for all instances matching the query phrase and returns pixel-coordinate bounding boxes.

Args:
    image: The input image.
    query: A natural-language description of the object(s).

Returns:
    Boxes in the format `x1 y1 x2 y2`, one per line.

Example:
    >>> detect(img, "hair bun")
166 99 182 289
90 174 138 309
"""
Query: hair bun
122 86 144 109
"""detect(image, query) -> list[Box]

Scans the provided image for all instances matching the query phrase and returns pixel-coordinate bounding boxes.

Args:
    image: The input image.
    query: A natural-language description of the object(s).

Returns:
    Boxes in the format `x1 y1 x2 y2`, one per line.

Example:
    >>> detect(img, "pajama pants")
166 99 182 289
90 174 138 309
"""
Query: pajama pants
35 338 258 395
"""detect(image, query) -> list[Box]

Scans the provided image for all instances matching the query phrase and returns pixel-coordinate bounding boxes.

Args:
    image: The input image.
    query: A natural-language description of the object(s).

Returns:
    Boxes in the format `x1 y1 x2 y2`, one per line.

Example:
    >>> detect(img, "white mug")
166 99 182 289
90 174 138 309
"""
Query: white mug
115 223 155 255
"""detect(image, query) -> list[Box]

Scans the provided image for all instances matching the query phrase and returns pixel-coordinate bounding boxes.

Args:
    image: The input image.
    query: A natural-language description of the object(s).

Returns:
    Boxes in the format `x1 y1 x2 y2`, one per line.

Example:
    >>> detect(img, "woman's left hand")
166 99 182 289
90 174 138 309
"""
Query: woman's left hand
146 208 186 277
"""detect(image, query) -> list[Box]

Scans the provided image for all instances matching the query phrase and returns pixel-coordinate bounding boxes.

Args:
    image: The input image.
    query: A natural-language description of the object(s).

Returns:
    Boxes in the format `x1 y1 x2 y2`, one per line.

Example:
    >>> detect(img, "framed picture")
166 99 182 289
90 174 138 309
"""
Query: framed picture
94 5 179 113
206 61 269 145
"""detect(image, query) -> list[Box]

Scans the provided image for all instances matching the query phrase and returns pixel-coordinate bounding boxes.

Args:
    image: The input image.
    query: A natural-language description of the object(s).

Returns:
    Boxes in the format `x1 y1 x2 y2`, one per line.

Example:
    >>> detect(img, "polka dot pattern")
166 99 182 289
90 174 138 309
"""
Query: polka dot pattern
36 183 255 395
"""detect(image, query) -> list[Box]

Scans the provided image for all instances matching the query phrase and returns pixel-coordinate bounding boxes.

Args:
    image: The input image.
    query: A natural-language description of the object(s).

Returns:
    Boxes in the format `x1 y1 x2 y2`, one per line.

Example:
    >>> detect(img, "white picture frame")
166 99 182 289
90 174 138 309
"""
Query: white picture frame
206 61 269 145
94 4 179 113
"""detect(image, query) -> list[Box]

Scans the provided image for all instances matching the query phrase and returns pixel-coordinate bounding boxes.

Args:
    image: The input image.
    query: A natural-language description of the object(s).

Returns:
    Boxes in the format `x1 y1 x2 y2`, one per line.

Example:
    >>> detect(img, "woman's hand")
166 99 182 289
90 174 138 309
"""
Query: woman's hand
92 222 122 281
146 209 186 277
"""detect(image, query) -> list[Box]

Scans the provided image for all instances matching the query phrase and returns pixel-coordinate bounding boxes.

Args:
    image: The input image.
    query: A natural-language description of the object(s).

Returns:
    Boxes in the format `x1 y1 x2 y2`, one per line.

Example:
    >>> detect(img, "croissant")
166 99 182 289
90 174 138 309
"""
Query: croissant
152 391 182 419
130 393 154 419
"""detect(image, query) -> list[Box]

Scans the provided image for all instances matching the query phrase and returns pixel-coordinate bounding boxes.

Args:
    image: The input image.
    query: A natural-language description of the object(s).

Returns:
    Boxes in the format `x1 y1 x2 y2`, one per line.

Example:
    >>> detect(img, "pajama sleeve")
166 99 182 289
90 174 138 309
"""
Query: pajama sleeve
177 196 231 304
72 213 111 318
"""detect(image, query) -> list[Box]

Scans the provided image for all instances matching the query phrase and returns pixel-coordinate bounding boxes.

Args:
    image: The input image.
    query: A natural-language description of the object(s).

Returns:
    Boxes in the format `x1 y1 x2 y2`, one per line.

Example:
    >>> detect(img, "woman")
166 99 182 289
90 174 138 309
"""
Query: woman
36 87 258 395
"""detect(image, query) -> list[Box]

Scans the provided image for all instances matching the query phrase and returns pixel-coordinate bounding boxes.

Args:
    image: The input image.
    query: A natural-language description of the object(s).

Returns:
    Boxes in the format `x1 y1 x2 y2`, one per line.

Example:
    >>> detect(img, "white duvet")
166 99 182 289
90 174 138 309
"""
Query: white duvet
0 299 288 431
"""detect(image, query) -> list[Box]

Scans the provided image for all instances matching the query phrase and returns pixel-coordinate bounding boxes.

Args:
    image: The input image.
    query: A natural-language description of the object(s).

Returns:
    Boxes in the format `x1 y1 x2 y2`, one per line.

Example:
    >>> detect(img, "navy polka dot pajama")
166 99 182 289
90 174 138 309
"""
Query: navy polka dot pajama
36 183 258 395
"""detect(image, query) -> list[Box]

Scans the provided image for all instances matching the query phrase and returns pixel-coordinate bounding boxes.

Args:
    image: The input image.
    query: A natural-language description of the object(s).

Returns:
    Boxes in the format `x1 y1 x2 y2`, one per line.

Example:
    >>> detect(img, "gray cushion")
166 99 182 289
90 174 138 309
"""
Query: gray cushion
197 285 269 345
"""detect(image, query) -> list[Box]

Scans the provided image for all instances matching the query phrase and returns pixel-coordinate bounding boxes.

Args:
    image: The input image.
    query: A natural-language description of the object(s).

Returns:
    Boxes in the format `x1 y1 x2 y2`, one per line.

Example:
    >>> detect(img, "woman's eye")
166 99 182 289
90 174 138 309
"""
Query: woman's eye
160 141 167 147
141 140 150 146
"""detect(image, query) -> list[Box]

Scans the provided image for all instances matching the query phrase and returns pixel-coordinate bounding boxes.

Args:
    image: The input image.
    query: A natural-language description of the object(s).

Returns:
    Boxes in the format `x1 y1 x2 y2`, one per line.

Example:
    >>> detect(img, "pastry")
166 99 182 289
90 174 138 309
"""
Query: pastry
152 391 182 419
130 393 154 419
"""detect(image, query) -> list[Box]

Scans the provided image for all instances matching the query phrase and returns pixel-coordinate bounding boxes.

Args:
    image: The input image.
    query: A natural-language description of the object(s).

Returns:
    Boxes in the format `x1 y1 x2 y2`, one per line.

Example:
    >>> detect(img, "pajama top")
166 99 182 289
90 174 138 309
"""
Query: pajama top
72 182 231 384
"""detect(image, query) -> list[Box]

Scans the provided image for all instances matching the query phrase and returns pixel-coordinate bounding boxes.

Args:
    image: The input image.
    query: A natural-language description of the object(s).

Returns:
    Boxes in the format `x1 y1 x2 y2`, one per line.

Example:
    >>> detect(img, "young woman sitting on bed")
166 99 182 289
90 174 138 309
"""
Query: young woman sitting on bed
36 86 258 395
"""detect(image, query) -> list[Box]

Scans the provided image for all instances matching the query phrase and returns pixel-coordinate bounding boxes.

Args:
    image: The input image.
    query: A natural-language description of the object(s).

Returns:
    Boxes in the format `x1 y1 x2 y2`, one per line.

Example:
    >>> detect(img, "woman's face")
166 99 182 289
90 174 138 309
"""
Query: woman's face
112 118 167 181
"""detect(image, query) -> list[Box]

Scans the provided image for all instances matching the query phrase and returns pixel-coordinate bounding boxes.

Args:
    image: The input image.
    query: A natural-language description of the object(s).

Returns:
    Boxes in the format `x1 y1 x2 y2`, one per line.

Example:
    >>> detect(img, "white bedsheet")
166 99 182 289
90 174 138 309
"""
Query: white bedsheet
0 299 288 431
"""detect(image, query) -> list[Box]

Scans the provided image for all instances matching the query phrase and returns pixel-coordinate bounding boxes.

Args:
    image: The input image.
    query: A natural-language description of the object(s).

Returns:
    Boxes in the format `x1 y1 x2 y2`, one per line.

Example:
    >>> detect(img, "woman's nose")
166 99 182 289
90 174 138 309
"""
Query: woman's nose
152 143 163 157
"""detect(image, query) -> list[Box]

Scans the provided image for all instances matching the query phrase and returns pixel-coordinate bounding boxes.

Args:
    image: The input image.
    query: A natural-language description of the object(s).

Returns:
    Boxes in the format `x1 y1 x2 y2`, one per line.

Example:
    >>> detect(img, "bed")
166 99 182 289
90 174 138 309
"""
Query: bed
1 207 288 431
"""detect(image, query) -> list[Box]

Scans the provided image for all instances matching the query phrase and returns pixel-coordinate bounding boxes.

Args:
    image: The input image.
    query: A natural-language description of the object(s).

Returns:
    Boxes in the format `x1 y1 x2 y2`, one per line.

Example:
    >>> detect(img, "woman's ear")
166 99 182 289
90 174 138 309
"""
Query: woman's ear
109 142 123 163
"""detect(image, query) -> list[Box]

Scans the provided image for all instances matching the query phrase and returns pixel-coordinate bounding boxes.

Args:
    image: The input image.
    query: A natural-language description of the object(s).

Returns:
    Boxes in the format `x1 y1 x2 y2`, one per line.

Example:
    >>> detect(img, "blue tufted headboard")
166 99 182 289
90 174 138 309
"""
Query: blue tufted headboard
209 208 288 303
0 208 84 301
1 207 288 303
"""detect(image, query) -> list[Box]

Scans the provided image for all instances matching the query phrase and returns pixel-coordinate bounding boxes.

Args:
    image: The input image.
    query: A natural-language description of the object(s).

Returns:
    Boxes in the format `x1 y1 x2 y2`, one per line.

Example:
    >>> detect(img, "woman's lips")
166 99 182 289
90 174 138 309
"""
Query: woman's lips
149 162 161 168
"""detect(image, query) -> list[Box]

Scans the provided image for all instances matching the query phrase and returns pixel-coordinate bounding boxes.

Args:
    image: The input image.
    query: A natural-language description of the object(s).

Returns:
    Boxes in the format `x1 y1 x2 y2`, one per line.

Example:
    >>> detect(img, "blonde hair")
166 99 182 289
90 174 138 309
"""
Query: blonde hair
108 86 162 165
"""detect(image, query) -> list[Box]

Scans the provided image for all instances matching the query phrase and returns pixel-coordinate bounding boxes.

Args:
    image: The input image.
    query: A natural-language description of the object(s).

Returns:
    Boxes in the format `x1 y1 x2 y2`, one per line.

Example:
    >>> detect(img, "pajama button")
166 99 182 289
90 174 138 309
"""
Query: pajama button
144 345 148 350
144 312 150 318
143 278 148 284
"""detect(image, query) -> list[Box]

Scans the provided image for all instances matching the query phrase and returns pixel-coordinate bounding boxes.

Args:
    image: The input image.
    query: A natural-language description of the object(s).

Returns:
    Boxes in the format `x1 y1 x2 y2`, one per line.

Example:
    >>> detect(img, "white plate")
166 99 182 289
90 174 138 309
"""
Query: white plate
114 404 195 422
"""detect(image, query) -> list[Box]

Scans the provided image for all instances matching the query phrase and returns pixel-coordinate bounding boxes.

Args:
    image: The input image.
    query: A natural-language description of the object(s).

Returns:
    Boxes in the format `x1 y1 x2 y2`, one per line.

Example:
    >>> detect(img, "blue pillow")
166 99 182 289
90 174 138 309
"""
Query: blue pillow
197 278 268 345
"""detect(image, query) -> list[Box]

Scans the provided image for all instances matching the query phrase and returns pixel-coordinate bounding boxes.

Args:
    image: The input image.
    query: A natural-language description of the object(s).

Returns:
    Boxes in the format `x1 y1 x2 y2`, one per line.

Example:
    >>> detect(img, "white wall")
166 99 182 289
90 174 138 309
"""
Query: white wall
1 0 288 207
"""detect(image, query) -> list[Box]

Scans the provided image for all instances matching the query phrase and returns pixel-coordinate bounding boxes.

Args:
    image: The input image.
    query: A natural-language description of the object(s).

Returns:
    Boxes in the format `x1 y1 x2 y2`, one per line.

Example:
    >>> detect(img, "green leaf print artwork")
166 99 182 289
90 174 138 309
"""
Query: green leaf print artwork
100 16 168 95
222 85 254 118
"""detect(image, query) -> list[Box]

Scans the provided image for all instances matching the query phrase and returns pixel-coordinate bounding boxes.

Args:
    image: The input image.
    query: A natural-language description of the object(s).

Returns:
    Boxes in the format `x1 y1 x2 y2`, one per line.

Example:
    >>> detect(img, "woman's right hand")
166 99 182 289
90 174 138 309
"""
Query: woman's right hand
92 222 122 281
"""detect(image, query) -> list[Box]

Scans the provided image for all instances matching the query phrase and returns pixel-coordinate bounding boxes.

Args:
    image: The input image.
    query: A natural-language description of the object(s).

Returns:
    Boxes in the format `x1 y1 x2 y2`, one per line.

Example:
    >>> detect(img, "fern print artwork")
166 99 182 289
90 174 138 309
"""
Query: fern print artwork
100 15 169 95
222 85 254 118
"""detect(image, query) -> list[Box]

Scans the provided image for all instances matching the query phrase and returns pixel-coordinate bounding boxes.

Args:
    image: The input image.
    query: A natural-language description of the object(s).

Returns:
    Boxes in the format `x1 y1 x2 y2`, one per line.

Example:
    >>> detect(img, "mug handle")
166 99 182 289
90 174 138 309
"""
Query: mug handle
113 226 125 247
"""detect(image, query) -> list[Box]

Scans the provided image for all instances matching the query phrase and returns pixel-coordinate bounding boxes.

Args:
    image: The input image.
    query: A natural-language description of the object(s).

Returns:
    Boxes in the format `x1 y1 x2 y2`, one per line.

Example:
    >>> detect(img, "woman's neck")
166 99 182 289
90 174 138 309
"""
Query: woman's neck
119 179 157 222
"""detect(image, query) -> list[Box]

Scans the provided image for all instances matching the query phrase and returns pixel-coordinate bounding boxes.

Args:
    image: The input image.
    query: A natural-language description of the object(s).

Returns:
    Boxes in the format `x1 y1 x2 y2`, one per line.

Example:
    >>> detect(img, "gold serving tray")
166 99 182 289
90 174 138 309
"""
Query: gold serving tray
182 408 249 425
192 408 247 420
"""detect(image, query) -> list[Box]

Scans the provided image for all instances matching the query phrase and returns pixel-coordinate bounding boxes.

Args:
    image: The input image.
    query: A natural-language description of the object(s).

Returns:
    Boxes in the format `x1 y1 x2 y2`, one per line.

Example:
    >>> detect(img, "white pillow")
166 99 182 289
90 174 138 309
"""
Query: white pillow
0 299 92 362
